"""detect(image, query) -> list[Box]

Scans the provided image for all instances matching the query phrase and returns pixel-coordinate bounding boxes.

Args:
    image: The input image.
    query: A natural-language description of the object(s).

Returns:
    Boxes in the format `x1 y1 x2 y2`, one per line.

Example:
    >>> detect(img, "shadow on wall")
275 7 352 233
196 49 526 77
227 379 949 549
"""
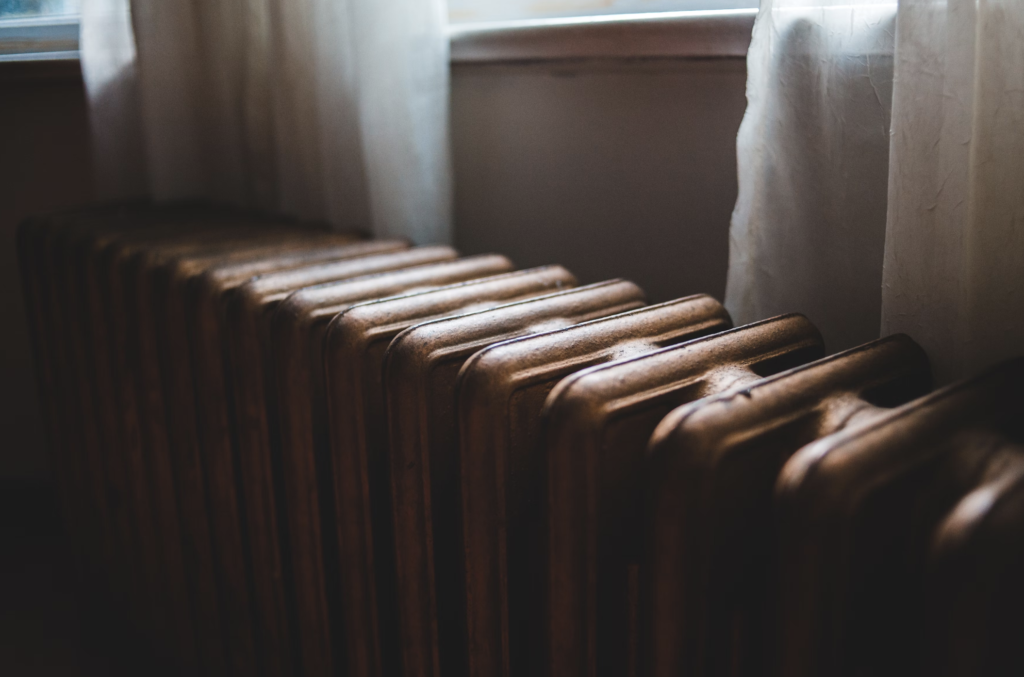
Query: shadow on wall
0 64 95 480
452 59 747 304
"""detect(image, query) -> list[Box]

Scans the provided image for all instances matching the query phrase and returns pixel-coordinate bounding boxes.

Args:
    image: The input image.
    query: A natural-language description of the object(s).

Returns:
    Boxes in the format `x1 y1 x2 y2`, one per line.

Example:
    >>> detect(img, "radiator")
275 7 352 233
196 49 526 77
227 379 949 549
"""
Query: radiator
17 204 1024 677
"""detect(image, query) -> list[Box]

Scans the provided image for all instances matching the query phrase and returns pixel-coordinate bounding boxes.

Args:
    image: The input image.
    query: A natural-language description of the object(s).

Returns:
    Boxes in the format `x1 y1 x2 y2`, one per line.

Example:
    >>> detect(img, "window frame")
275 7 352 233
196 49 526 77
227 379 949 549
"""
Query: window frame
0 12 79 62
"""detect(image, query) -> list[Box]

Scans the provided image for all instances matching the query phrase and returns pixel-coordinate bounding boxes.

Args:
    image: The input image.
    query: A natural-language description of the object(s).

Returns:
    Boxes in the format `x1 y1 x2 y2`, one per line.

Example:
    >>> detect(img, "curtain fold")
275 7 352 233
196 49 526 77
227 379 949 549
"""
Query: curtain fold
79 0 147 199
80 0 452 244
728 0 1024 382
725 0 897 354
883 0 1024 383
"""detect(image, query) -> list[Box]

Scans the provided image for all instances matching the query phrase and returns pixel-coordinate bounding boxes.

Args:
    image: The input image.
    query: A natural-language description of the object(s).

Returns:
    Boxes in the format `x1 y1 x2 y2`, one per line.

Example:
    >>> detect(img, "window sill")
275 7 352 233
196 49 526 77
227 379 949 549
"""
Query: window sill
1 8 758 80
449 9 757 64
0 49 79 62
0 15 79 56
0 14 81 79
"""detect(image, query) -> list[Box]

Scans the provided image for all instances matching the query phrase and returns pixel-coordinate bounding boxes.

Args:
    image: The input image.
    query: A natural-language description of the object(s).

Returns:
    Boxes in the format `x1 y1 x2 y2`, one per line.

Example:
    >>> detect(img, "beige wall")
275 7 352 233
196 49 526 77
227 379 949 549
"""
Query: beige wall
452 59 747 302
0 57 746 478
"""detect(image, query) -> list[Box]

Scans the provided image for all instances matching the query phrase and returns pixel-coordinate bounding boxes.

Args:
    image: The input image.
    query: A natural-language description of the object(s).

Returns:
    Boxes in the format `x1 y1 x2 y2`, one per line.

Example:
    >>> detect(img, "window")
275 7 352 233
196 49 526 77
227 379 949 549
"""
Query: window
0 0 80 61
448 0 759 24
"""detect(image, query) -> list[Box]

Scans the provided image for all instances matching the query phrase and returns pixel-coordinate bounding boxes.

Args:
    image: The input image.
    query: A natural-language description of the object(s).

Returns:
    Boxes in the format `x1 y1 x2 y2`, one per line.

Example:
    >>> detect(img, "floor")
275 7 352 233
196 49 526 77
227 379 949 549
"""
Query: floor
0 480 164 676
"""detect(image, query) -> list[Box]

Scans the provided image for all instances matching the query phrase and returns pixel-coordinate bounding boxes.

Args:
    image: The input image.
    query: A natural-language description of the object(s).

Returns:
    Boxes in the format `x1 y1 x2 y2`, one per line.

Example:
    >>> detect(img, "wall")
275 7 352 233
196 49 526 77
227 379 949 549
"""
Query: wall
452 58 746 303
0 62 94 479
0 57 746 478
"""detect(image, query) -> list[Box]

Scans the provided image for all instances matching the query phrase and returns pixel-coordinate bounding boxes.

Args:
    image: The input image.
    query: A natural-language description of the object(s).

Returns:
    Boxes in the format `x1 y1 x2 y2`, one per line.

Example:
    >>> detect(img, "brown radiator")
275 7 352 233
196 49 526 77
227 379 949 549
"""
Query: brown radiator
16 204 1024 677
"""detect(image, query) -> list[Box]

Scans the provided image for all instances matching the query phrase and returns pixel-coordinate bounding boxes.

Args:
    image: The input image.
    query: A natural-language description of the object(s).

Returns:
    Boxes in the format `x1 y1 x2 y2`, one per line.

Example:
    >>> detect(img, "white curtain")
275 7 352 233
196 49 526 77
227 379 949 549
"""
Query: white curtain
80 0 452 245
727 0 1024 383
726 0 897 354
883 0 1024 382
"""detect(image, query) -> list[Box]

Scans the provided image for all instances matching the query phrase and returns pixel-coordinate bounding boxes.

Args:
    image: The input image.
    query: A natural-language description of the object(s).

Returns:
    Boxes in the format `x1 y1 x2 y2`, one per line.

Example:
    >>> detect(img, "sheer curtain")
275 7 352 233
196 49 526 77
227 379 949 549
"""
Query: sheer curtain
80 0 452 245
883 0 1024 382
726 0 896 354
727 0 1024 382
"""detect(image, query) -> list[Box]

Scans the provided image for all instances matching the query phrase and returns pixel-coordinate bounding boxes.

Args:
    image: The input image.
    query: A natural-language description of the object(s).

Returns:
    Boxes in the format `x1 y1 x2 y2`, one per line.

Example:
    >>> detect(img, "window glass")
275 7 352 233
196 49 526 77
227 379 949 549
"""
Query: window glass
1 0 79 19
0 0 80 60
449 0 758 24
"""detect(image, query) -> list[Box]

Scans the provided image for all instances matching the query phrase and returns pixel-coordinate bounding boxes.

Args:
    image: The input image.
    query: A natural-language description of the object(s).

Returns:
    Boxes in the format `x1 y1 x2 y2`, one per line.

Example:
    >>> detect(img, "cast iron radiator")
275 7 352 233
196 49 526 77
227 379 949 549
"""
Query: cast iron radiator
17 204 1024 677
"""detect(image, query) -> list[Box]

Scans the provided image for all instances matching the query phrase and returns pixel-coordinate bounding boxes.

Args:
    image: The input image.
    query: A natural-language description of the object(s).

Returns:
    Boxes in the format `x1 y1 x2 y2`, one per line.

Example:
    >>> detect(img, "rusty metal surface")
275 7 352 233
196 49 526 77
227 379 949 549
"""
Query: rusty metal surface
385 282 647 675
384 280 648 677
644 334 930 677
323 265 577 677
543 314 828 677
41 224 354 670
20 212 250 597
95 226 287 666
43 219 320 668
454 295 732 677
182 239 412 677
773 357 1024 677
199 240 460 671
131 230 367 674
78 224 294 651
116 229 306 667
20 218 128 600
18 208 350 672
923 438 1024 676
19 203 1024 677
385 282 657 677
269 253 513 677
20 217 168 633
